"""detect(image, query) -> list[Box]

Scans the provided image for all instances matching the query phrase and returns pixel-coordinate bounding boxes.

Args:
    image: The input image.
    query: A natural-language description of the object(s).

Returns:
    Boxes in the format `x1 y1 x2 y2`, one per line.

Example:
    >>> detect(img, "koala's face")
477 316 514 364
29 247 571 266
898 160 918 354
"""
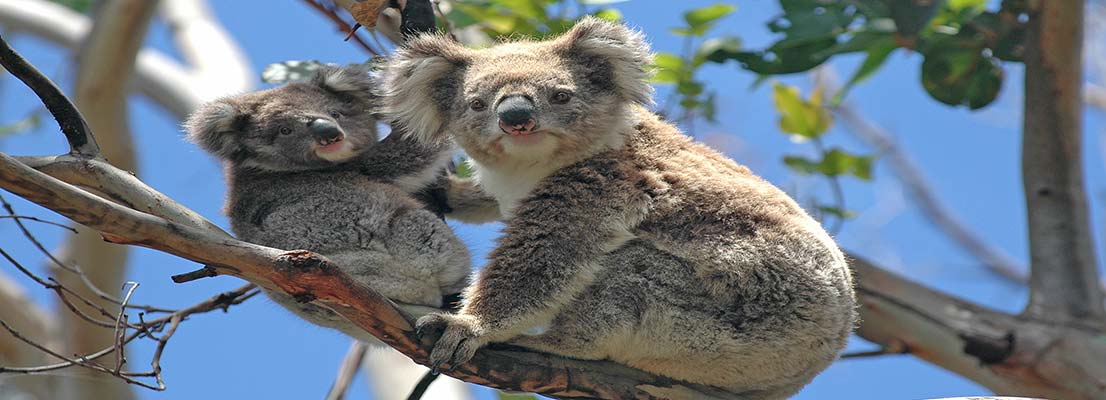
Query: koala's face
383 18 654 166
186 67 379 171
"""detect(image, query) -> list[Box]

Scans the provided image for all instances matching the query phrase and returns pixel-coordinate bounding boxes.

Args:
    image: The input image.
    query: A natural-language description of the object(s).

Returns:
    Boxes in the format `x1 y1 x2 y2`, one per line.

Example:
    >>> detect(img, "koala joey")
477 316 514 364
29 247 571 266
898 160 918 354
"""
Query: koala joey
186 66 478 343
383 18 857 398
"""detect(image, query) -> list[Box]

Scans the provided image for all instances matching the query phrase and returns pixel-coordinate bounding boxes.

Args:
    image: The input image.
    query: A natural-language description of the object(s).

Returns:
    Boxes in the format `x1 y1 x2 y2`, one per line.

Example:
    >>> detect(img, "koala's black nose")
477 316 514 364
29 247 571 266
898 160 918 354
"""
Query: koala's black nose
497 95 536 129
307 118 343 143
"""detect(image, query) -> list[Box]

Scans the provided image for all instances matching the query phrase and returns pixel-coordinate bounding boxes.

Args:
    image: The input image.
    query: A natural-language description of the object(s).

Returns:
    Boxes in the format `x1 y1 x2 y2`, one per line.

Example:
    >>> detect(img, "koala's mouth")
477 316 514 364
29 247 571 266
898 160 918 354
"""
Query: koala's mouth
499 120 538 136
316 134 344 147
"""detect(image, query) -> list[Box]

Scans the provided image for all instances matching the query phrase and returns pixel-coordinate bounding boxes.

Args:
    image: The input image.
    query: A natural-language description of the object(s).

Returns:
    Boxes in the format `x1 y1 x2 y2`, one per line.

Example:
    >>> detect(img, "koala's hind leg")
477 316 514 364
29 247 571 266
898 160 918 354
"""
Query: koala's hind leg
325 249 447 308
510 241 819 398
379 207 472 295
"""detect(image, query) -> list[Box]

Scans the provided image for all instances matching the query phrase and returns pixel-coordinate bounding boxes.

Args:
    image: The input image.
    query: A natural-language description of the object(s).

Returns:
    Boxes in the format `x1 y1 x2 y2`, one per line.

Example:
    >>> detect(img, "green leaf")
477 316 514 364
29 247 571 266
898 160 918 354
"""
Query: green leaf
677 81 703 96
832 38 896 105
591 8 623 21
49 0 91 12
820 149 874 180
921 48 1003 109
681 4 736 36
726 37 838 74
261 60 327 84
818 205 856 219
772 83 832 139
783 155 821 175
492 0 547 19
694 36 741 67
887 0 944 37
702 92 718 122
948 0 986 12
650 52 684 84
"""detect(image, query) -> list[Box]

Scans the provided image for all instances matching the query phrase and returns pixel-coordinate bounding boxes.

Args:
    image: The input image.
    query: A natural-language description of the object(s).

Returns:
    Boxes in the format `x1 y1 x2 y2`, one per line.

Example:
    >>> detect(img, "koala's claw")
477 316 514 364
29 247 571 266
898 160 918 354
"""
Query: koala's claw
417 313 485 372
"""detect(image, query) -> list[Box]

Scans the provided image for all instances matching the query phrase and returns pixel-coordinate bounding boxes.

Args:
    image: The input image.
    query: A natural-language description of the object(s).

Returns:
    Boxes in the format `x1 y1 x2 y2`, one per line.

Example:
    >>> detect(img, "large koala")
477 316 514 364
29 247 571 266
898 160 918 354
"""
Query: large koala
186 66 479 343
382 18 857 398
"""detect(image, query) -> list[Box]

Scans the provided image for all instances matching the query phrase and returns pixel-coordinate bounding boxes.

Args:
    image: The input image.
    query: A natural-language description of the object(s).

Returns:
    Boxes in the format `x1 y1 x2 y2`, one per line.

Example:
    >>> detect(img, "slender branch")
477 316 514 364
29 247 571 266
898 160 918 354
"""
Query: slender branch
1020 0 1106 324
0 285 257 389
302 0 380 54
0 33 98 156
325 341 368 400
833 104 1028 284
0 215 78 232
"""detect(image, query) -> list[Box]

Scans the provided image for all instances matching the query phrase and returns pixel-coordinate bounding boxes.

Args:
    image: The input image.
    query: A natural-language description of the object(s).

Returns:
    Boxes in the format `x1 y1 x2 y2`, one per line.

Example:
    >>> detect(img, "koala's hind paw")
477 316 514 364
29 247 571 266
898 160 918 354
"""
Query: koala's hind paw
416 313 486 372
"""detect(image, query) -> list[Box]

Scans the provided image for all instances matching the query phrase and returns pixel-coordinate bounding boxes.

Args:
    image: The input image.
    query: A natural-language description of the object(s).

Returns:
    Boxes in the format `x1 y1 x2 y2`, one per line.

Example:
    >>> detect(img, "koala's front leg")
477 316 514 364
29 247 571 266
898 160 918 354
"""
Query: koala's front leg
441 175 501 223
417 158 654 371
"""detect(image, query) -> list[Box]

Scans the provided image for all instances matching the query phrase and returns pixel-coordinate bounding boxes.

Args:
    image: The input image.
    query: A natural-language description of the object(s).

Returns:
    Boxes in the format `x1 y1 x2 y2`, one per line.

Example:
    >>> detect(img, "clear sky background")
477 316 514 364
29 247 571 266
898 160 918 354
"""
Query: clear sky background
2 1 1105 399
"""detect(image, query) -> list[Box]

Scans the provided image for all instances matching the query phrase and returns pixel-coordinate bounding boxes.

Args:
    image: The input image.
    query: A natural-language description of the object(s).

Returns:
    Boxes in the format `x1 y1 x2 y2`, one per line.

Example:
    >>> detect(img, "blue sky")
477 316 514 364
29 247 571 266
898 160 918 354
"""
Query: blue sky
2 1 1104 399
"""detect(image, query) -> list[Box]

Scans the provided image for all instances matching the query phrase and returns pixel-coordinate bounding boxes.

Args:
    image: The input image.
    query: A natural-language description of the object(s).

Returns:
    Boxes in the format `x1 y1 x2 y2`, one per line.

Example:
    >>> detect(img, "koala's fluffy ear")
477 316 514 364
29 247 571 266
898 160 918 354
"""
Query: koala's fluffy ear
185 100 249 161
313 66 377 103
555 17 654 105
382 34 470 143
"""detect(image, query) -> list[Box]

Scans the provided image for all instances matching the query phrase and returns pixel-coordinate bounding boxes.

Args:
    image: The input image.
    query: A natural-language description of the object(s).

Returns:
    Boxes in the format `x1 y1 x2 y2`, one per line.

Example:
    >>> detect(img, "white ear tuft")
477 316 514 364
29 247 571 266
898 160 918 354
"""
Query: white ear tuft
381 34 470 143
185 100 246 159
558 17 654 105
315 66 375 93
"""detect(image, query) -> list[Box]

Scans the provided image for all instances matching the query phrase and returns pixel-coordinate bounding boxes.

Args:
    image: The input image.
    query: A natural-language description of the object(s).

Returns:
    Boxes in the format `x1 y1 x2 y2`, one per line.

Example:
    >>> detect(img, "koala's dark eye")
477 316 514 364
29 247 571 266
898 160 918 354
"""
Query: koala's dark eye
469 99 487 112
551 90 572 104
279 126 293 136
328 109 342 119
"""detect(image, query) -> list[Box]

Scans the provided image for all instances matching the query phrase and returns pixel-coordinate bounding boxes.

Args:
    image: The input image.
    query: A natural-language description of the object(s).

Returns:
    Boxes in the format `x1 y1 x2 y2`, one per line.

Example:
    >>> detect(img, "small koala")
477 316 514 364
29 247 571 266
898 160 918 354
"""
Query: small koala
382 18 857 398
185 66 474 343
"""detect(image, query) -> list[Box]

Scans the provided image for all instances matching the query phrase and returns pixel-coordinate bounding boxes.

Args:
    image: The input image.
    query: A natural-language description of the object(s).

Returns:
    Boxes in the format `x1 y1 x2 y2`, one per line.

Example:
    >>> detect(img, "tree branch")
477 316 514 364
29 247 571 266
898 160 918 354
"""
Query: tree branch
850 256 1106 399
0 30 97 156
0 147 739 398
1020 0 1106 324
325 341 367 400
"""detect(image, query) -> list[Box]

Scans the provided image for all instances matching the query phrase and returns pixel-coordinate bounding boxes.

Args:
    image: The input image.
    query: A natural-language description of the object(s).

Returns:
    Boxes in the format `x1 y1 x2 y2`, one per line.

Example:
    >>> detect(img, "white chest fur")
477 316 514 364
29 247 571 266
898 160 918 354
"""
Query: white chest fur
471 160 559 218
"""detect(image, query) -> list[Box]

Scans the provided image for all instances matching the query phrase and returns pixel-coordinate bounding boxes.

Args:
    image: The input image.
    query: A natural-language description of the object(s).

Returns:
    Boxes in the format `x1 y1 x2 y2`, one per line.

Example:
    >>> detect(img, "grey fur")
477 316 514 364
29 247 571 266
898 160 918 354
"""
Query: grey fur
186 66 472 343
382 17 857 398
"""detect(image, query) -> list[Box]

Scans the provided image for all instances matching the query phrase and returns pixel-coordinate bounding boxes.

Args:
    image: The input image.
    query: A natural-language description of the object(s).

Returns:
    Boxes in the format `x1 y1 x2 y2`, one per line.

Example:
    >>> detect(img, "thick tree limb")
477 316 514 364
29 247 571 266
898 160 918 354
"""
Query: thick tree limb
0 148 738 399
852 256 1106 399
1020 0 1106 325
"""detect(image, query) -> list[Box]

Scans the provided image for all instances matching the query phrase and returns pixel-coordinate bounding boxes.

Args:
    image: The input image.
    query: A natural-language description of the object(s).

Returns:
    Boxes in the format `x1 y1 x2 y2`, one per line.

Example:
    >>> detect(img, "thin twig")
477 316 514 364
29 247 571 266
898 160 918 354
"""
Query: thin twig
0 32 98 155
302 0 380 55
325 340 369 400
114 281 139 374
0 284 257 389
1 192 81 274
170 266 218 283
814 68 1030 284
0 215 78 232
1 192 174 313
810 137 847 235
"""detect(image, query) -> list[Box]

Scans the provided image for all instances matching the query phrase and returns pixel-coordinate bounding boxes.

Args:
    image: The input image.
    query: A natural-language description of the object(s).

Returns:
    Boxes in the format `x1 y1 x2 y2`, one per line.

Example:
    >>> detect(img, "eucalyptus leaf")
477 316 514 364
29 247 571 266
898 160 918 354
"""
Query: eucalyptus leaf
772 83 832 139
261 60 328 84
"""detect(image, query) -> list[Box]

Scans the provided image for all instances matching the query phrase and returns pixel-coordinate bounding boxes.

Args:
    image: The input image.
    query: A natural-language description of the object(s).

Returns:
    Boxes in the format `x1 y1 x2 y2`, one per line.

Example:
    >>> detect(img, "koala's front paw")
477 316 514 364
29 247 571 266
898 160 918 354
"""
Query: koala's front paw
416 313 487 372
